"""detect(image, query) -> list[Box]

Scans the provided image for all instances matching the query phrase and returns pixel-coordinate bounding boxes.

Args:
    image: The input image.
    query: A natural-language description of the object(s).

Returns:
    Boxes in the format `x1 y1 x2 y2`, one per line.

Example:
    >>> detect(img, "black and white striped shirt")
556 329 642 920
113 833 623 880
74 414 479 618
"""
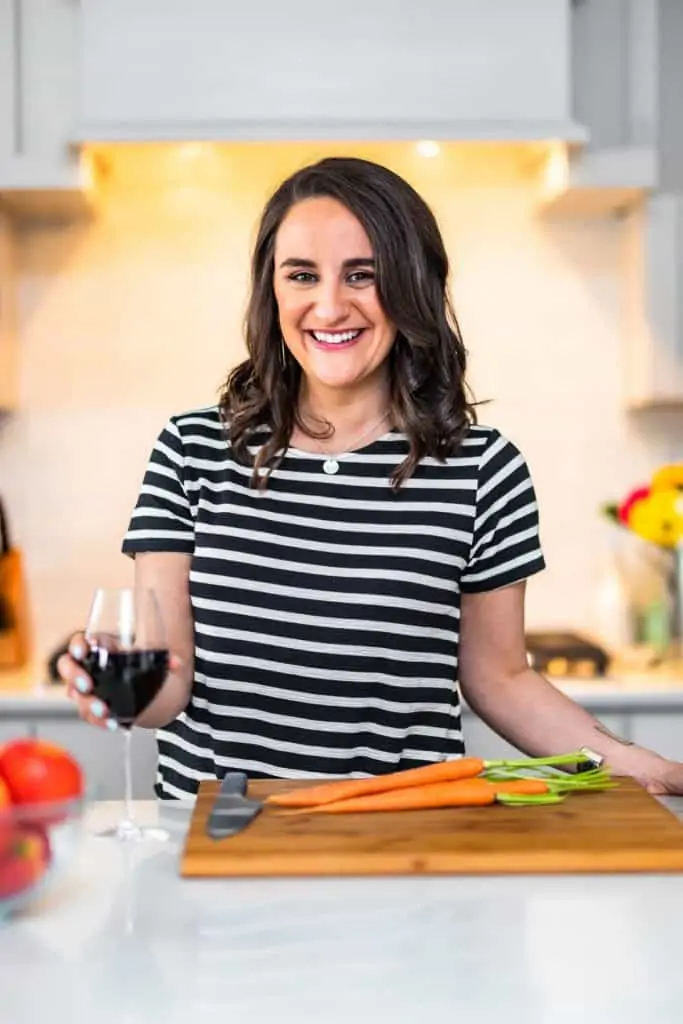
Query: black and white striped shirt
122 406 545 800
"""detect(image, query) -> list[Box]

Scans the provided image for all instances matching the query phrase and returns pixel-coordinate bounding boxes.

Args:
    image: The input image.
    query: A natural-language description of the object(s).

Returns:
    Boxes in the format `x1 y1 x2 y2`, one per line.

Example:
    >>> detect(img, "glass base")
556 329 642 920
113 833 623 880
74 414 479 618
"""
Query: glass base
94 819 169 843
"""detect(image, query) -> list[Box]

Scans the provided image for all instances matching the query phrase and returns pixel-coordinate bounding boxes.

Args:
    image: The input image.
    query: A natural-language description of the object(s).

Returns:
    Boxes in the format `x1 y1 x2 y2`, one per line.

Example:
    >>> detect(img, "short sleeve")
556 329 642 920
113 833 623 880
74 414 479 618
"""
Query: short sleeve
460 430 546 593
122 419 195 557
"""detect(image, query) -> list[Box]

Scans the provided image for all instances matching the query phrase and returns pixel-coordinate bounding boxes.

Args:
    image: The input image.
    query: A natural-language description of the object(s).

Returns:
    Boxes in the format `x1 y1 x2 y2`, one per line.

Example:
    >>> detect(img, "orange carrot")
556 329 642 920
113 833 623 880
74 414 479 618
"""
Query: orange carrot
304 777 499 814
299 778 554 815
266 758 486 808
267 751 602 809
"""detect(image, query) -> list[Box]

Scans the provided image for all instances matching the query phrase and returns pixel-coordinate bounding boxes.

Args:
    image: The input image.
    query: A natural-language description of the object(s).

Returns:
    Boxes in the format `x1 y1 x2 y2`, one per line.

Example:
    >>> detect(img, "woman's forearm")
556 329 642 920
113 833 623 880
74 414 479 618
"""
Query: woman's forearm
464 666 659 779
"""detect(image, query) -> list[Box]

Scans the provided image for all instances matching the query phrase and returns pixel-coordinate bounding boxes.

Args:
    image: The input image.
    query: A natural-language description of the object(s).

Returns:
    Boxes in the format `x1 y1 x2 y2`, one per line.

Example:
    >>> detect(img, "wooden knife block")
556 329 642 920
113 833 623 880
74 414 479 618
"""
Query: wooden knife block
0 546 32 669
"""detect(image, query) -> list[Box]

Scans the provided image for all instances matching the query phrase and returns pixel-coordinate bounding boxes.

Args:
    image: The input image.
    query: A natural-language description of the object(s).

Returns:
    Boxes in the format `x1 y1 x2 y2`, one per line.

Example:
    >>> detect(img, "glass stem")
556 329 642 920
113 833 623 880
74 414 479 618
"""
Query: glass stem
122 727 135 826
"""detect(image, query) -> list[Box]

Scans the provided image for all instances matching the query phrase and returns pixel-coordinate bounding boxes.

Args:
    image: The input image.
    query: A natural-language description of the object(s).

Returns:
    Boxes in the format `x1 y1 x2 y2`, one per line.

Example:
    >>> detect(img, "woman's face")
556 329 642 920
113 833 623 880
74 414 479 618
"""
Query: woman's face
273 197 397 397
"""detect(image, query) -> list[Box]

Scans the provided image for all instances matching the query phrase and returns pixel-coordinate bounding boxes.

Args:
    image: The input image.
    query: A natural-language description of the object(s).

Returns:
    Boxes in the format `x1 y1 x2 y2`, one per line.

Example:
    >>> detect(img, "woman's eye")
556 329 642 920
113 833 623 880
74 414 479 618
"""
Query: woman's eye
288 271 317 283
286 270 374 285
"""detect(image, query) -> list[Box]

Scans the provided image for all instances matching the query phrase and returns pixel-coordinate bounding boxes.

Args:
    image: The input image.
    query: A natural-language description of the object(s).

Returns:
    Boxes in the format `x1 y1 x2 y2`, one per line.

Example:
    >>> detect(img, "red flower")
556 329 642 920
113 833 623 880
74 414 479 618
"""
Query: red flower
617 485 651 525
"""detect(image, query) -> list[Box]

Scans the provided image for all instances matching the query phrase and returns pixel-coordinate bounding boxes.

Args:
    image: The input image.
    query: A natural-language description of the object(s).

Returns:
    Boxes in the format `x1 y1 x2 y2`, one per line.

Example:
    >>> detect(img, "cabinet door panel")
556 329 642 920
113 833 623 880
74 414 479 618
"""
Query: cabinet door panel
33 720 157 800
0 210 17 409
630 712 683 763
462 711 632 761
0 721 29 743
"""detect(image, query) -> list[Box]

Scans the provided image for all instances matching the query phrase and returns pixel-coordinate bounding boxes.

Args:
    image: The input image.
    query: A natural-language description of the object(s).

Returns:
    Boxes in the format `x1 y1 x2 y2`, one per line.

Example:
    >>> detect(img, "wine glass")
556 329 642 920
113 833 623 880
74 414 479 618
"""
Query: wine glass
82 586 170 842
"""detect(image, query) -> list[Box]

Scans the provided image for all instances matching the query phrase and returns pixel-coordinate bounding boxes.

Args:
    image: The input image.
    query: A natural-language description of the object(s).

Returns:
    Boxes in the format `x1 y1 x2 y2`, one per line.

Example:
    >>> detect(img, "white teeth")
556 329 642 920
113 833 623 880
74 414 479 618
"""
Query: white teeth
311 329 362 345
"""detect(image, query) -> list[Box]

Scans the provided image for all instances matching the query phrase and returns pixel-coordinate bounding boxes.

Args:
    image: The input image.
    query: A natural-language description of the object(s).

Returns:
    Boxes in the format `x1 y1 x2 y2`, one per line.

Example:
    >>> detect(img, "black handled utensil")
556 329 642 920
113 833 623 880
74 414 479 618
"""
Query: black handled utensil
0 498 14 631
205 771 263 840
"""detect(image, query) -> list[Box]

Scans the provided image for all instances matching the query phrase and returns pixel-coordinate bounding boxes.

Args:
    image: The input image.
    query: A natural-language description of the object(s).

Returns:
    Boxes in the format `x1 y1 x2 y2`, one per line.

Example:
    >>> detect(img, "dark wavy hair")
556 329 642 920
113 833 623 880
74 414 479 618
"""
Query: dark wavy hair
220 156 477 491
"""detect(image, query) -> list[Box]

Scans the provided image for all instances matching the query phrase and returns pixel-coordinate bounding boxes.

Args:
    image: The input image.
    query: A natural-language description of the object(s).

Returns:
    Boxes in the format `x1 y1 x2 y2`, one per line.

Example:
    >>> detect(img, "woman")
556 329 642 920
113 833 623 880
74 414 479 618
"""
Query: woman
59 156 683 799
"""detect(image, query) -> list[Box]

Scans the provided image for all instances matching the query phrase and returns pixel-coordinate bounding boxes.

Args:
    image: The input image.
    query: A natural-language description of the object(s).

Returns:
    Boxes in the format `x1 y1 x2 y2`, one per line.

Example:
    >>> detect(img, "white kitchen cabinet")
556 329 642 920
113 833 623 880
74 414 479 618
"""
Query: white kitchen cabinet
0 208 17 410
4 698 680 801
462 709 632 761
0 721 28 743
34 720 158 800
0 0 85 219
462 714 525 761
78 0 582 143
629 710 683 762
622 194 683 409
539 1 683 217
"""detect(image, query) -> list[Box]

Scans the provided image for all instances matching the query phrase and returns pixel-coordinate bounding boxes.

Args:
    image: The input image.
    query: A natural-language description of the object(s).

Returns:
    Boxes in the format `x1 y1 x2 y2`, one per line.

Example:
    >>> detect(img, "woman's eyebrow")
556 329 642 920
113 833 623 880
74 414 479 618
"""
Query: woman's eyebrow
343 257 375 269
278 257 375 269
279 257 317 269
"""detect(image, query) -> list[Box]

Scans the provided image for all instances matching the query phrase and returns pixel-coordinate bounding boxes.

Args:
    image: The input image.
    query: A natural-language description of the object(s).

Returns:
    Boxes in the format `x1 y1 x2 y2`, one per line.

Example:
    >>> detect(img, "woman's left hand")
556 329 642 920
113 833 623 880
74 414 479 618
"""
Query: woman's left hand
631 752 683 796
645 761 683 796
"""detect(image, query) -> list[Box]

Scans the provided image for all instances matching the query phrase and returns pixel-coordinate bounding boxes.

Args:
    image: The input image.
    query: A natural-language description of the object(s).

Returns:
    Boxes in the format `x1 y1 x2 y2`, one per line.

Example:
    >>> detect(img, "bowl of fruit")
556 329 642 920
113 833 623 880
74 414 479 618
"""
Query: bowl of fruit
0 738 86 921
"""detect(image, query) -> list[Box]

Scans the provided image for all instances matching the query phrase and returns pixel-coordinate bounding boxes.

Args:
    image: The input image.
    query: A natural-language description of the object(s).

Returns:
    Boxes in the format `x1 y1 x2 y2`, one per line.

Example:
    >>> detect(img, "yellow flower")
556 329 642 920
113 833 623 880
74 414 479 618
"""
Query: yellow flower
629 488 683 548
651 464 683 491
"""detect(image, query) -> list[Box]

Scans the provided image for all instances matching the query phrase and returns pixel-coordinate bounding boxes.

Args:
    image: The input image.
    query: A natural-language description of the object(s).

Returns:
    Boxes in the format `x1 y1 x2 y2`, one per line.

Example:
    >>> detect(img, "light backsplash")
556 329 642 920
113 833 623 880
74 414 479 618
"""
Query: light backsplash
1 144 682 664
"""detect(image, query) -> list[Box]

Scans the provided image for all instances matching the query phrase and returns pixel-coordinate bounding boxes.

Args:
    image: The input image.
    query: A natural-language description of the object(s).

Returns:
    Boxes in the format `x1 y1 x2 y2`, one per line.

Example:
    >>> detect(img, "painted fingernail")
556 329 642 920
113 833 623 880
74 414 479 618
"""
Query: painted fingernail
90 700 105 718
75 676 90 694
106 718 118 732
72 643 85 660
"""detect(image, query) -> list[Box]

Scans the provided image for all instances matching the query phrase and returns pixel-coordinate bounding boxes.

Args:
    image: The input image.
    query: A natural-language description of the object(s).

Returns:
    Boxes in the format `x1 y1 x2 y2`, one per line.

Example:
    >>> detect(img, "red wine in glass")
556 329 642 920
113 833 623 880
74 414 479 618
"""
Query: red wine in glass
82 649 169 729
83 587 171 842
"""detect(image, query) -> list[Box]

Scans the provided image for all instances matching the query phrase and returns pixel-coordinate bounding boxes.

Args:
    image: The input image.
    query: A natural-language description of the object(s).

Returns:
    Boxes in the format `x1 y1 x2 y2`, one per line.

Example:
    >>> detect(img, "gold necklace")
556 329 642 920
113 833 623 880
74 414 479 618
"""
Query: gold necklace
305 410 391 475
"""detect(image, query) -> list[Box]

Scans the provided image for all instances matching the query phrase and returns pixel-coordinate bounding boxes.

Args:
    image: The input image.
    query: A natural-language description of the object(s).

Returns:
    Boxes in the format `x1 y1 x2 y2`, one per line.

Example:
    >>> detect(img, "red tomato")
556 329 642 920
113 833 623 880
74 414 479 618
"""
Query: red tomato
0 739 84 807
0 829 49 900
0 776 15 858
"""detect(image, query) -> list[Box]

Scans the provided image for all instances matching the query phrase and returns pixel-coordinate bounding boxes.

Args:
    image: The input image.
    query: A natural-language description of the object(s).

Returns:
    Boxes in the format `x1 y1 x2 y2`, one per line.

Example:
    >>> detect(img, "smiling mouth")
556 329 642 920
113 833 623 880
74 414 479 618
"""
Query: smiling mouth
308 329 365 347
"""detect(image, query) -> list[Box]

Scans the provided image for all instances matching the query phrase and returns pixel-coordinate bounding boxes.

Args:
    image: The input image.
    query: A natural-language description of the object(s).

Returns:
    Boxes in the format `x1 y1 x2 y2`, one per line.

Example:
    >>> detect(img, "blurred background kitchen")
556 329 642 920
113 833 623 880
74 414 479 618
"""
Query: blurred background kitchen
1 0 683 790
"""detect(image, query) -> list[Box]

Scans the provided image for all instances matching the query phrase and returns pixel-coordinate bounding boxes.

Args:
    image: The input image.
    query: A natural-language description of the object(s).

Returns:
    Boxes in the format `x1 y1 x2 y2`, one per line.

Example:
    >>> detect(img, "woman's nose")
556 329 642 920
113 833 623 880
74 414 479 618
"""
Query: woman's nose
313 280 348 323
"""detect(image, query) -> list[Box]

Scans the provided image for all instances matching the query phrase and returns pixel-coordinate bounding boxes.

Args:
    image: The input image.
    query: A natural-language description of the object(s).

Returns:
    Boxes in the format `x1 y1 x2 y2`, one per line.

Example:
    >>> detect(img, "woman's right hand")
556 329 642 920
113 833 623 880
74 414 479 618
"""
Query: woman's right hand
56 633 118 731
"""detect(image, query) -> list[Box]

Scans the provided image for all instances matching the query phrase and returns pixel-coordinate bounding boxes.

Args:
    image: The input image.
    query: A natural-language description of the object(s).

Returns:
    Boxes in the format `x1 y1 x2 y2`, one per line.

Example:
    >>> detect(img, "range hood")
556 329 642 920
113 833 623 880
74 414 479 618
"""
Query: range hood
75 0 583 146
3 1 682 217
0 0 586 221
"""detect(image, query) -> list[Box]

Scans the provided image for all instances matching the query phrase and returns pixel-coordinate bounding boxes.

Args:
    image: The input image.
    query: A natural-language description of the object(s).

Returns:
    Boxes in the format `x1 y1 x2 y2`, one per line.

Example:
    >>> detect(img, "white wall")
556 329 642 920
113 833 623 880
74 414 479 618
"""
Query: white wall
2 142 682 661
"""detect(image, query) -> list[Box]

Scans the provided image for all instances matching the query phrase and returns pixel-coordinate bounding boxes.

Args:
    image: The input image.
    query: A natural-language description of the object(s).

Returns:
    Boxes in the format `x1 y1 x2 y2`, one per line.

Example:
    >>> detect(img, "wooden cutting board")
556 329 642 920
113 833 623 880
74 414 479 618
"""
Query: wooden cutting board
179 778 683 877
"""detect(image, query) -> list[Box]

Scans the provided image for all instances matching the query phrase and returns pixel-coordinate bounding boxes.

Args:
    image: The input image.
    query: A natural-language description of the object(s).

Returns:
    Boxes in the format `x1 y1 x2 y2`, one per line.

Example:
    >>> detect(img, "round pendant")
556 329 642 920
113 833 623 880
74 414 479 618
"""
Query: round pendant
323 458 340 475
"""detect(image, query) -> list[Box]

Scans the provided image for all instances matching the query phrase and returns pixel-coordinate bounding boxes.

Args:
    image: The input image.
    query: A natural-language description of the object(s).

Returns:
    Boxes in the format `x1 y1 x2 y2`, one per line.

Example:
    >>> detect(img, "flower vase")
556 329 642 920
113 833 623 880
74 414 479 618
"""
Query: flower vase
667 541 683 666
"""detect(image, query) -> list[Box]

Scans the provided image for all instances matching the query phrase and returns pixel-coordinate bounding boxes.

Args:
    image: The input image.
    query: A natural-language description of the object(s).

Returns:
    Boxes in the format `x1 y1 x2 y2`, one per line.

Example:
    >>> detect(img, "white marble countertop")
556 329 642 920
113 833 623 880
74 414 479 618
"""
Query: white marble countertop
2 796 683 1024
